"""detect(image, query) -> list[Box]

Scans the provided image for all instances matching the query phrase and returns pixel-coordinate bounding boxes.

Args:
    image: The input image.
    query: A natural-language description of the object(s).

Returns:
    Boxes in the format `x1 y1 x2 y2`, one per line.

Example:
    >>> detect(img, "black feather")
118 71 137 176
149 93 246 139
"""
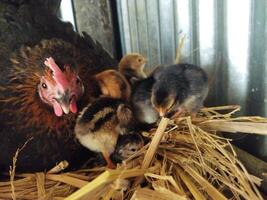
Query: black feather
92 112 115 132
79 97 121 124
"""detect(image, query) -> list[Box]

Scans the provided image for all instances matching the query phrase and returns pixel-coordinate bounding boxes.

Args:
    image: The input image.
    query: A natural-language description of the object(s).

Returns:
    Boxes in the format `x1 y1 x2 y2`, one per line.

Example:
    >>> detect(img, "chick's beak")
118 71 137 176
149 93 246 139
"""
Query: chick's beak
139 70 147 78
143 57 148 63
157 107 166 117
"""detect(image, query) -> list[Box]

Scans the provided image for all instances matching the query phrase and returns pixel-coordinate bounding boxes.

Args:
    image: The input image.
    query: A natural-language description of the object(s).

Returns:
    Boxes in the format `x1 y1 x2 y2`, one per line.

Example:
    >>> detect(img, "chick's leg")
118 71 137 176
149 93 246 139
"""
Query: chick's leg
190 112 197 119
102 151 116 169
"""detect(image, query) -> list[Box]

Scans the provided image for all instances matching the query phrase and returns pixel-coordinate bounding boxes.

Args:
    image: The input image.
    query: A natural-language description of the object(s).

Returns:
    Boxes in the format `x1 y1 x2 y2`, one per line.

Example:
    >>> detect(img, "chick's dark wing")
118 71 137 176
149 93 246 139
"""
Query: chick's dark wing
183 64 209 94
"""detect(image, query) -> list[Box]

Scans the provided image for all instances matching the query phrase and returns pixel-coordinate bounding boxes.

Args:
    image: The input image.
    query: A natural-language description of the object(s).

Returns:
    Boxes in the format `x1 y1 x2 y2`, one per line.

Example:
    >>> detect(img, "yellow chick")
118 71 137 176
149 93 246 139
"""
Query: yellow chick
95 69 131 101
118 53 147 83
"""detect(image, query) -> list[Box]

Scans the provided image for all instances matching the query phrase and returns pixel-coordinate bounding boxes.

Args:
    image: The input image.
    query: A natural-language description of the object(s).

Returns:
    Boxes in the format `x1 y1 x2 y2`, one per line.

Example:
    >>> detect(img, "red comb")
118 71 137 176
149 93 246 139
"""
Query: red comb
44 57 69 90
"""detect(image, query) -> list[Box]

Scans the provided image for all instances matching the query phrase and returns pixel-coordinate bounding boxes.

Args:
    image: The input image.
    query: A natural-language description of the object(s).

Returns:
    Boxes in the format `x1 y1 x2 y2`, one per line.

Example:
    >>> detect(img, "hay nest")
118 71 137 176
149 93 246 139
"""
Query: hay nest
1 105 267 200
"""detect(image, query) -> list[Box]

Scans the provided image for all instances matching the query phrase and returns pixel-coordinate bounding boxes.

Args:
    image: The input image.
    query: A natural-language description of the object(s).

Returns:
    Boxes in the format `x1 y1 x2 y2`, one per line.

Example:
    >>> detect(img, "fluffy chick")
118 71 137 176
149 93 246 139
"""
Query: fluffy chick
119 53 147 83
131 75 159 125
130 65 167 125
112 133 144 162
94 53 147 101
75 97 135 169
151 63 209 118
94 70 131 101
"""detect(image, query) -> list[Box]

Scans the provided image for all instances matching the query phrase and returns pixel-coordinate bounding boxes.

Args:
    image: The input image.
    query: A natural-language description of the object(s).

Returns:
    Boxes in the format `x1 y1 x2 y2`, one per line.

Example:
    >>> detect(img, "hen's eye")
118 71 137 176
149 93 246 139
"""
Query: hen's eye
138 58 142 62
42 83 47 89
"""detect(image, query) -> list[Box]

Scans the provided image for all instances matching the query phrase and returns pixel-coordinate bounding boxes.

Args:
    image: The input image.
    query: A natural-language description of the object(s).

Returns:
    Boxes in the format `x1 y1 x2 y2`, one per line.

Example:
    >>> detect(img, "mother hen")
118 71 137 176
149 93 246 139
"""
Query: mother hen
0 1 116 172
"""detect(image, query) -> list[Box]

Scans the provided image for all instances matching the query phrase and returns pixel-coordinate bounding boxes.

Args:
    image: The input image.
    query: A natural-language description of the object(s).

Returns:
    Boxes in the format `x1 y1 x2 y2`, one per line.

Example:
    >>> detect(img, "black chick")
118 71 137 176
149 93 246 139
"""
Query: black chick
75 97 135 169
130 64 168 125
151 63 209 118
131 75 159 125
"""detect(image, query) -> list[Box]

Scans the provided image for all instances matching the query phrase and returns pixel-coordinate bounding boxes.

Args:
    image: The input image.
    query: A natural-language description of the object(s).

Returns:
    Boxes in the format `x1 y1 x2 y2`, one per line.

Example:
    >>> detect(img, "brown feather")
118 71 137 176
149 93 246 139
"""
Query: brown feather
94 69 131 101
0 38 111 172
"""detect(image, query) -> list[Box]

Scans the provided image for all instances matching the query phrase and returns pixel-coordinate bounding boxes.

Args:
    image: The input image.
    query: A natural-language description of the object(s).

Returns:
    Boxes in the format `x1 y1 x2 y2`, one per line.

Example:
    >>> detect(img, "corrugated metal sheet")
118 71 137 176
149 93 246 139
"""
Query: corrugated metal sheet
73 0 116 57
116 0 267 159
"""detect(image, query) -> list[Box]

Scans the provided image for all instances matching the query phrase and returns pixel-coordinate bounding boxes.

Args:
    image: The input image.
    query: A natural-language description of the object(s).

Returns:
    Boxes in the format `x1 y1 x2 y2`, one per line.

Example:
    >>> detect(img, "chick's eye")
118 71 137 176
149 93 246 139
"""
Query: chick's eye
130 147 137 152
138 58 142 62
42 83 47 89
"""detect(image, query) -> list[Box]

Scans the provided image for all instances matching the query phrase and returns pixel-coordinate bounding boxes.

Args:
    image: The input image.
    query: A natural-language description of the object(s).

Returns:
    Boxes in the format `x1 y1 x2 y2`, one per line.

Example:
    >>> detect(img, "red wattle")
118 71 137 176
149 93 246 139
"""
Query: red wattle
70 99 77 113
53 101 63 117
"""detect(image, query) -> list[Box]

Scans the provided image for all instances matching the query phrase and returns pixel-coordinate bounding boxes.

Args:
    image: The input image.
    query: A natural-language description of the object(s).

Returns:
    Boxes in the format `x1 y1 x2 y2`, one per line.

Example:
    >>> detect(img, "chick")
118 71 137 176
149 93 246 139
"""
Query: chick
112 133 144 162
151 63 209 118
130 64 167 125
95 70 131 101
75 97 135 169
131 75 159 125
94 53 147 101
118 53 147 83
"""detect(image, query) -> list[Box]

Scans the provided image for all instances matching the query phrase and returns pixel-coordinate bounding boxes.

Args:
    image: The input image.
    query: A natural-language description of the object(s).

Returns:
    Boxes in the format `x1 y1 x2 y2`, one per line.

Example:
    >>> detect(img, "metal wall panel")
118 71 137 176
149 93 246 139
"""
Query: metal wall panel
73 0 116 57
116 0 267 160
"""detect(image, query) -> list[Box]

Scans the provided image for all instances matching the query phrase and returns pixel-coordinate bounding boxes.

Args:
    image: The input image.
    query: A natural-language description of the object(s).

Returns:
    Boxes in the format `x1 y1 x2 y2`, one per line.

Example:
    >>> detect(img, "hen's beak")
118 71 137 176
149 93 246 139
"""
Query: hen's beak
56 94 71 114
56 91 77 115
60 102 70 114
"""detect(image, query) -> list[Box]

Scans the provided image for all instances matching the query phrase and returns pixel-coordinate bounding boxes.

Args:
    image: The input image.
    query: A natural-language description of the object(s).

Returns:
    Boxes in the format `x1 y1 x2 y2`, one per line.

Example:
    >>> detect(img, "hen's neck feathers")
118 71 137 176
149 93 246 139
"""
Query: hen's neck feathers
0 39 97 135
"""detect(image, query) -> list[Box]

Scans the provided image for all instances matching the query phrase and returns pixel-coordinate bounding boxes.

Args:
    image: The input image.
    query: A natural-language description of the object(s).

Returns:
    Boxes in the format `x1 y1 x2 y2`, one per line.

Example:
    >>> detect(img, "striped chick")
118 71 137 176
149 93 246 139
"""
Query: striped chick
75 97 135 168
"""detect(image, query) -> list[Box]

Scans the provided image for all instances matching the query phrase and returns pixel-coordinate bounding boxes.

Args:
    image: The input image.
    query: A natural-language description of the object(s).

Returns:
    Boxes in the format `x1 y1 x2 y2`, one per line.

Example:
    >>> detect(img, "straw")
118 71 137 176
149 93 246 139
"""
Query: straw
0 108 266 199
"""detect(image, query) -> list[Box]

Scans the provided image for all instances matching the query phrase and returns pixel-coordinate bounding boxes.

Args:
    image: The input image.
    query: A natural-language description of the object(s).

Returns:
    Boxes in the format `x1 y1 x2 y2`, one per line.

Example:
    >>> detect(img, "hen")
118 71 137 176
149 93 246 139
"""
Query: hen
0 2 115 172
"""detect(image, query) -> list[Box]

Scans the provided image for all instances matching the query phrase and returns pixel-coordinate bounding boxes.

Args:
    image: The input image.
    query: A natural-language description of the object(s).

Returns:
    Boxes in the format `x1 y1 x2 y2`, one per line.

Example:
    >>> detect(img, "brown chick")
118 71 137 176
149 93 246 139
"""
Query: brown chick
95 69 131 101
94 53 147 101
75 97 135 169
118 53 147 83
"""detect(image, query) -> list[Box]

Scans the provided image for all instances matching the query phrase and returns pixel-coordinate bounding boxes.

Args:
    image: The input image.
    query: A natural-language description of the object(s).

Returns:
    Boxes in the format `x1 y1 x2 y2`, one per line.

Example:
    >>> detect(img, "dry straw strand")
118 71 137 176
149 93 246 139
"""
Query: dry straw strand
175 33 185 64
9 137 33 200
134 117 169 186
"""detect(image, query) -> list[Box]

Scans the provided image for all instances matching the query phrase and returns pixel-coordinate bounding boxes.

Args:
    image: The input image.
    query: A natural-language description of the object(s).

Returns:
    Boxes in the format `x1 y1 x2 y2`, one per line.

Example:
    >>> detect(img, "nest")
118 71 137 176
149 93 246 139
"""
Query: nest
0 105 266 200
